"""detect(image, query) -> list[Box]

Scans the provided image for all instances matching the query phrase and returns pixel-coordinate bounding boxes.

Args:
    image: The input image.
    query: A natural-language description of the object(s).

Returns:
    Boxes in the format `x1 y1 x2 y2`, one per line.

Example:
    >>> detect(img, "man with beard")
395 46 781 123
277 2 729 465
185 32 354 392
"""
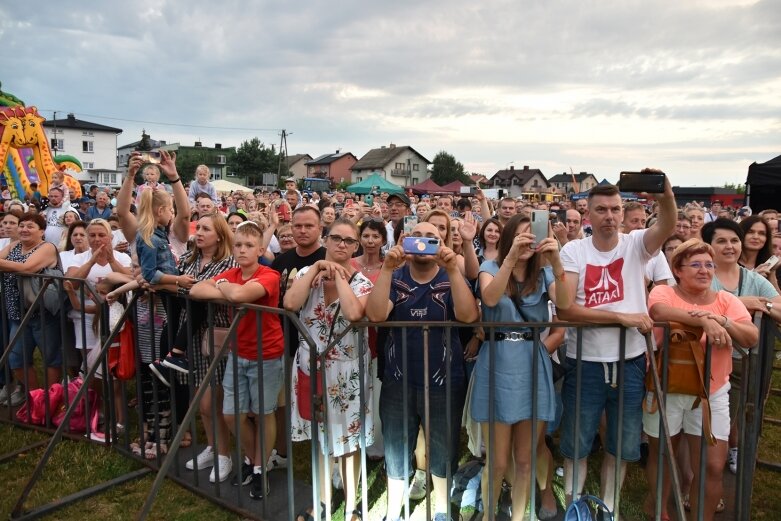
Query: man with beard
367 221 478 521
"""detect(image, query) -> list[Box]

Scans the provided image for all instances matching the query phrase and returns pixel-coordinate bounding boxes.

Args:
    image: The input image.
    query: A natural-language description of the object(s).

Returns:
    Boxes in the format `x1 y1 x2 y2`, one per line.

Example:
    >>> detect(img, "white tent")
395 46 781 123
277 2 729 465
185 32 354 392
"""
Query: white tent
212 179 250 193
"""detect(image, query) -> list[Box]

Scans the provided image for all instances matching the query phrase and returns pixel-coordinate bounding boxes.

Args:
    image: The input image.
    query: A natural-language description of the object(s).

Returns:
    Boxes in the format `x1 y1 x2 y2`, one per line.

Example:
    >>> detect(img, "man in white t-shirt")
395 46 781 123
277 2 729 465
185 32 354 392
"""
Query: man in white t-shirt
41 187 67 245
556 175 677 513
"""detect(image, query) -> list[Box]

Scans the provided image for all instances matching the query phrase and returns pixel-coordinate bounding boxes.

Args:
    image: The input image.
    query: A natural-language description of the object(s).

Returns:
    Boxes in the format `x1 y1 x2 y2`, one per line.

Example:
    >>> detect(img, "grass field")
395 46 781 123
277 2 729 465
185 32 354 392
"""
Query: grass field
1 354 780 521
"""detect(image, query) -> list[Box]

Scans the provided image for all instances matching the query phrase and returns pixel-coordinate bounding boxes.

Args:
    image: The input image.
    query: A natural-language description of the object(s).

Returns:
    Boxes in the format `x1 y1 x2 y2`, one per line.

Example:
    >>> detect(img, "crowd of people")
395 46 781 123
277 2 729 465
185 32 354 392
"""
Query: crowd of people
1 155 777 521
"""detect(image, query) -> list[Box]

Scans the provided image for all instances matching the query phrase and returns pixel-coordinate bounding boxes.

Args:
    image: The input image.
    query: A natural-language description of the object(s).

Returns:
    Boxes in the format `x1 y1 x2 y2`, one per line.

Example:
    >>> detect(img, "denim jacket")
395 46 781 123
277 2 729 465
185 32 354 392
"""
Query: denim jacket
136 227 178 284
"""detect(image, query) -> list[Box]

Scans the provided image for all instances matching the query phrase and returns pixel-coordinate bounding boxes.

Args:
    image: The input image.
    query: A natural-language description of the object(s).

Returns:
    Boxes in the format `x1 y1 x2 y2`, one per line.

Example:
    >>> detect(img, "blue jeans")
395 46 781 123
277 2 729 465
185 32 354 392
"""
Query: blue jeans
559 354 646 462
380 379 465 480
8 312 62 370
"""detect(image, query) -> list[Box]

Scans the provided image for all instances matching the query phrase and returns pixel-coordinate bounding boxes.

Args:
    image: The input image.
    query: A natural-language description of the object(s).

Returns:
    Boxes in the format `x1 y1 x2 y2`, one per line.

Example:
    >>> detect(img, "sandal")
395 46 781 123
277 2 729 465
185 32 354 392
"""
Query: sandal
349 510 362 521
144 441 168 460
129 440 143 457
716 498 725 513
683 494 691 512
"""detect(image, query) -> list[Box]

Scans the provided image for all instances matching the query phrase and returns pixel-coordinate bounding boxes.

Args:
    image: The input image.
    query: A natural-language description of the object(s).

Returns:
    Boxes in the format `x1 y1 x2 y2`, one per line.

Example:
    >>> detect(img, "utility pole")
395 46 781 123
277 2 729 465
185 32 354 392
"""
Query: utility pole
276 129 288 189
52 111 58 157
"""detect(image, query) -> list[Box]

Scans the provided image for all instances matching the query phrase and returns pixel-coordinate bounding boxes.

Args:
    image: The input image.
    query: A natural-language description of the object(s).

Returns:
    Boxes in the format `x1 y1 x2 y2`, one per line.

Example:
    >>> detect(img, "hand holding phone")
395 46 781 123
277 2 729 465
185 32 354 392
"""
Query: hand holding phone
402 236 440 255
618 171 667 193
530 210 549 247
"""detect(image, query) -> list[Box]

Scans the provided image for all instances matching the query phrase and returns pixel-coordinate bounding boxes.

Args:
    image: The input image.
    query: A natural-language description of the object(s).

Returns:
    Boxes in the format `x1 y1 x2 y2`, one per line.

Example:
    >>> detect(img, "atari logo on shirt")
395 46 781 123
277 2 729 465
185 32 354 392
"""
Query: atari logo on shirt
584 259 624 307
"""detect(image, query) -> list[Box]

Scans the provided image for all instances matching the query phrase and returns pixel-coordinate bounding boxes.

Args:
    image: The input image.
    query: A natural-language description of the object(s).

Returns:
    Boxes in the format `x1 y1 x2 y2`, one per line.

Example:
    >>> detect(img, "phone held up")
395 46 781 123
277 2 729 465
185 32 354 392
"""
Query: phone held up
530 210 549 247
403 215 418 235
459 186 478 196
402 236 440 256
618 171 666 193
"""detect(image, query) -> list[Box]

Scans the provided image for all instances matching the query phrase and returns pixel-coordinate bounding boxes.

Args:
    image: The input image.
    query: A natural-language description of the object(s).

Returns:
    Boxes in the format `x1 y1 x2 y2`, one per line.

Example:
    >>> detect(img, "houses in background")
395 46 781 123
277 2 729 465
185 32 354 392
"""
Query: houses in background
350 143 431 186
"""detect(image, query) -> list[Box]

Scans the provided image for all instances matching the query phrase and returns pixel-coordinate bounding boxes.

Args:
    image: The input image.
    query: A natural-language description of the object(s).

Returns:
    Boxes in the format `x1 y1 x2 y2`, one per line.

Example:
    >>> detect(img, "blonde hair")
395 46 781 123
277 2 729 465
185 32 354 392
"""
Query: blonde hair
195 213 233 262
234 220 264 244
422 209 453 248
137 189 172 247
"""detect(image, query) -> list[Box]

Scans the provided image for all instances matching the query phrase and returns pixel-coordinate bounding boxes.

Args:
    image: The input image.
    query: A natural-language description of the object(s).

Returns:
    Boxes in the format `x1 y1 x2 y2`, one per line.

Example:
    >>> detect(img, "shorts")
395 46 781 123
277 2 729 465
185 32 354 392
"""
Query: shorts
8 314 62 370
559 355 646 462
380 379 465 480
222 354 283 416
643 384 730 441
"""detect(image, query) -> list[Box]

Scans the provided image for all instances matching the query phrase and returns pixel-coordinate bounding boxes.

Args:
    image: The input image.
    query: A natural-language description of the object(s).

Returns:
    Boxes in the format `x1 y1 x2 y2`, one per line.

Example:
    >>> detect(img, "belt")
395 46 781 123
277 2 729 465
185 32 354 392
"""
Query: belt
493 331 534 342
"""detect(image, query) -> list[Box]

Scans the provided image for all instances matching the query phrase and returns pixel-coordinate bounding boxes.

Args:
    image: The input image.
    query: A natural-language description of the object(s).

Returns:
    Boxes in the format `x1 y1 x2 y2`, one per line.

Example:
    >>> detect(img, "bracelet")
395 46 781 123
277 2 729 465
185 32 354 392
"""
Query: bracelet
722 315 731 329
170 177 182 184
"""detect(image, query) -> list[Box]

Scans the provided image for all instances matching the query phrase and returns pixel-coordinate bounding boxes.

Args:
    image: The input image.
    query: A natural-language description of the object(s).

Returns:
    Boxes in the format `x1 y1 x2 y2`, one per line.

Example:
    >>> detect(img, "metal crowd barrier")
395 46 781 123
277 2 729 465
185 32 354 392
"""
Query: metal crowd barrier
0 274 777 520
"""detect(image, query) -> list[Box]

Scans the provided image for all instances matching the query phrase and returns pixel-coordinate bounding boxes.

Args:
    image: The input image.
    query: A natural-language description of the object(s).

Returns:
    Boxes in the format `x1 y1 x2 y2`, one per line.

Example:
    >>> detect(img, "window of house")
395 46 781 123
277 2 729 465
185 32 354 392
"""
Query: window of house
395 162 404 170
51 138 64 151
533 179 539 187
83 162 94 169
81 131 94 137
412 164 419 171
83 141 94 153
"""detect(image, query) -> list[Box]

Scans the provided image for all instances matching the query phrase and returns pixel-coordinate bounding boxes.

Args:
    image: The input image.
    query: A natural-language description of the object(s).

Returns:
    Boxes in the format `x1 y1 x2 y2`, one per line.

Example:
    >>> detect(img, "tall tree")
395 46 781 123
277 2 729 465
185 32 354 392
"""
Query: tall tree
430 150 470 185
235 137 279 186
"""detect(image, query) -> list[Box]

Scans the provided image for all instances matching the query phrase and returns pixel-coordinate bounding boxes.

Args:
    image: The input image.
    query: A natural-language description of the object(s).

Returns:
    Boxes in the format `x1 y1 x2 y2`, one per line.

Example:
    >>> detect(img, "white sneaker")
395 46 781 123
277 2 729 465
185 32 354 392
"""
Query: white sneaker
332 464 344 490
409 469 427 501
186 446 215 470
9 386 25 407
0 385 9 405
728 447 738 474
267 448 288 471
209 455 233 483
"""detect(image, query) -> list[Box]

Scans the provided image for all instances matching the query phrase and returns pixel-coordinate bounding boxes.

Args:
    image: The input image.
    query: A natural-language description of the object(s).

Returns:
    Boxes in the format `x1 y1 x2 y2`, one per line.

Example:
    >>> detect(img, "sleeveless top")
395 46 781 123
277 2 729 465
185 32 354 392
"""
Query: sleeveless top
3 242 50 321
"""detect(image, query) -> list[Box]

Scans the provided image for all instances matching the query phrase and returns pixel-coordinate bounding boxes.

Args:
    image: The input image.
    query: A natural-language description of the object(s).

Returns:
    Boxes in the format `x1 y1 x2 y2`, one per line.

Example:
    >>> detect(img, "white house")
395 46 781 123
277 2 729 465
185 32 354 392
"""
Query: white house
350 144 430 186
43 113 122 186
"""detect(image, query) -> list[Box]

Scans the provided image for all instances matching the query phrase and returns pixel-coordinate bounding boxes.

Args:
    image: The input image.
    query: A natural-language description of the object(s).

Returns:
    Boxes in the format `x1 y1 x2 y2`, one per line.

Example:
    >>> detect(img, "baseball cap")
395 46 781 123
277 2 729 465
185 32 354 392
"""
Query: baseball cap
386 193 411 206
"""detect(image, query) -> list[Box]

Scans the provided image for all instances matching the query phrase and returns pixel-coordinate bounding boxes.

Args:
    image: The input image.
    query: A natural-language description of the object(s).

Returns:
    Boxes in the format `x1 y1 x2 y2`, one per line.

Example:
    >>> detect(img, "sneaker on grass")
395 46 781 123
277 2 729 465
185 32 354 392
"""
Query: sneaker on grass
249 471 269 500
728 447 738 474
409 469 427 501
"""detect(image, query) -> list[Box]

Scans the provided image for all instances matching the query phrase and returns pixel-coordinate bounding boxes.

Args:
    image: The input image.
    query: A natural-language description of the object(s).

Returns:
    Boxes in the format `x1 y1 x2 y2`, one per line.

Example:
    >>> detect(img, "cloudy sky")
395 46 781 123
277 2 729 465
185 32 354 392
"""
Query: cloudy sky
2 0 779 187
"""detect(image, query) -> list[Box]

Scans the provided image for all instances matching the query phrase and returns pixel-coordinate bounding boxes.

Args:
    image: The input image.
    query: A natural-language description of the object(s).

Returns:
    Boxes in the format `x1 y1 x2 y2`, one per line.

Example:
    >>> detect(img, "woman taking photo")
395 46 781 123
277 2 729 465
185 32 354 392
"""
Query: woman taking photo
643 239 757 521
0 213 63 394
471 214 571 520
285 217 373 521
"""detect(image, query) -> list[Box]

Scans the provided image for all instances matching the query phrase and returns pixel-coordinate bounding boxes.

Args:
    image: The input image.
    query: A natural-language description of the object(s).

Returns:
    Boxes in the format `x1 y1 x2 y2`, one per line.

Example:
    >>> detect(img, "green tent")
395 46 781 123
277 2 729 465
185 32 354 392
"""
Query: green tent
346 173 404 195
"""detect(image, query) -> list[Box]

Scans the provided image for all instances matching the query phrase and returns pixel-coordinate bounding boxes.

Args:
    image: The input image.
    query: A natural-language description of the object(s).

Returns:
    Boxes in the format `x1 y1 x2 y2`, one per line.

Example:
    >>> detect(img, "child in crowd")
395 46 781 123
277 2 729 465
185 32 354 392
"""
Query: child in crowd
48 170 70 205
135 188 196 382
190 221 284 499
188 164 219 206
135 164 167 205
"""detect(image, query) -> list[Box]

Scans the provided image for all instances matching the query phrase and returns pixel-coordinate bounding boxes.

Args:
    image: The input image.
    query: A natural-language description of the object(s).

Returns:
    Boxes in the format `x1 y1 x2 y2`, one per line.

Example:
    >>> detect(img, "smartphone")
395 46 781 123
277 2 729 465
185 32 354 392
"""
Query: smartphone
276 201 290 221
139 151 161 164
531 210 549 247
618 171 666 193
459 186 478 195
549 210 566 224
403 215 418 235
365 194 374 206
403 236 440 255
760 255 779 270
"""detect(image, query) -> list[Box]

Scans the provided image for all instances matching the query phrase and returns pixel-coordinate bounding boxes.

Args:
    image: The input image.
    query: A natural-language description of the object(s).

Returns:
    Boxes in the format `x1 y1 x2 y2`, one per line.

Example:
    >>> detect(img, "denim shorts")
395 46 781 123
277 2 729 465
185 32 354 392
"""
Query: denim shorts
222 355 283 416
559 354 646 462
380 379 465 480
8 314 62 370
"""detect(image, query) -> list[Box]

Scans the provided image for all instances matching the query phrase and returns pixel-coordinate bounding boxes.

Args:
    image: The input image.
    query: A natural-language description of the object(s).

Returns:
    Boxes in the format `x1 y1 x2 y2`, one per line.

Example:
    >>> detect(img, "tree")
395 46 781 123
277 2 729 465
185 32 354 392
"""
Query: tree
174 147 214 185
430 150 471 186
722 182 746 195
234 137 279 187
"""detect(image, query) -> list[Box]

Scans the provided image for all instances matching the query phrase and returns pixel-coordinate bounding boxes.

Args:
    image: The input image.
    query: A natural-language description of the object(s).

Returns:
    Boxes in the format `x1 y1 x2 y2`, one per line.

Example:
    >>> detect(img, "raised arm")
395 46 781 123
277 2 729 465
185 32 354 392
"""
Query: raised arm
365 245 404 322
118 153 140 243
158 150 190 244
439 246 479 323
642 169 677 255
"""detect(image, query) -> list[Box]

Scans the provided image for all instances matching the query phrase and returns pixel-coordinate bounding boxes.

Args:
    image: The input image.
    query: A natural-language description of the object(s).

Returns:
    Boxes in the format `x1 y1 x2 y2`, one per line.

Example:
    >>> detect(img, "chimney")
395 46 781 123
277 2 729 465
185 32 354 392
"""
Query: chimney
67 113 76 122
389 143 396 148
215 143 222 149
509 165 515 171
523 165 529 170
194 141 202 147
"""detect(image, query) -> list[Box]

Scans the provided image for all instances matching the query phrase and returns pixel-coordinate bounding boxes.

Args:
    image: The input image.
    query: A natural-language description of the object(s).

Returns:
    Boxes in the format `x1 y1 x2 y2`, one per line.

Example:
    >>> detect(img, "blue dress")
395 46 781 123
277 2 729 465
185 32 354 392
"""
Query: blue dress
471 261 556 424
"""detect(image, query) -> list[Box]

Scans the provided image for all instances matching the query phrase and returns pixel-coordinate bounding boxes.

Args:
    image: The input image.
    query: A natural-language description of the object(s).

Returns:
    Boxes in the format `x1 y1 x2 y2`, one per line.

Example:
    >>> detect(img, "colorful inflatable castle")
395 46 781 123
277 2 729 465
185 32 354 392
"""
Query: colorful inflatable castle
0 83 82 199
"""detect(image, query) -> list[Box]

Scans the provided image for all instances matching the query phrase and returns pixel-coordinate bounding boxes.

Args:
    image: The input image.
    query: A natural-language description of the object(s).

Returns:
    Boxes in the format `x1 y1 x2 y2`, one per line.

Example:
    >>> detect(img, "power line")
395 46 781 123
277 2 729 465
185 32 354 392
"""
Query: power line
38 109 284 132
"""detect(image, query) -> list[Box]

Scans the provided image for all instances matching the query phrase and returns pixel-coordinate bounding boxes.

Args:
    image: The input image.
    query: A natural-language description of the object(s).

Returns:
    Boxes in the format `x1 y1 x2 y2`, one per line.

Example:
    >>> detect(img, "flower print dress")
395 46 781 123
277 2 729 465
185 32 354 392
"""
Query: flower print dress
289 266 374 457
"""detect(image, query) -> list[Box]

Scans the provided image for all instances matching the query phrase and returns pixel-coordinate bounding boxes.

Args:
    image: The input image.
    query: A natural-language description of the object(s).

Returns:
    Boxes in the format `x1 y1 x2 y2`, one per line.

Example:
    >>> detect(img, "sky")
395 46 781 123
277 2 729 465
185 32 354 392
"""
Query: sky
2 0 779 187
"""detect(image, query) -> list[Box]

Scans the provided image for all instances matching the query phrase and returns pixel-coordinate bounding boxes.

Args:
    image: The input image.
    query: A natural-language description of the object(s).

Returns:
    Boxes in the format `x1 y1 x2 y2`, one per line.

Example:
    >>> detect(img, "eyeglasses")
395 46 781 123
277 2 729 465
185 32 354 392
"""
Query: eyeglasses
388 202 407 208
685 262 716 270
327 234 359 246
278 234 294 240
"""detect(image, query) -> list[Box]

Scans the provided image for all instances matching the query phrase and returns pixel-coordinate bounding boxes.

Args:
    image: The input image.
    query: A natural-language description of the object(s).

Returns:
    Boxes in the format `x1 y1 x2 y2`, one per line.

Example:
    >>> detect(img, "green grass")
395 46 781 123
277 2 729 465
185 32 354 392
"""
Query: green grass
1 349 780 520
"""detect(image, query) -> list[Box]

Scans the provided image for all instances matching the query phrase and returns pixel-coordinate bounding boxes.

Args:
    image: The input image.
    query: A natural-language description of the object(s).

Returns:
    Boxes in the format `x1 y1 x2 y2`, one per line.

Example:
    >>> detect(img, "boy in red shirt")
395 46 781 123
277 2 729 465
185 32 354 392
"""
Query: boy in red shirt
190 221 283 499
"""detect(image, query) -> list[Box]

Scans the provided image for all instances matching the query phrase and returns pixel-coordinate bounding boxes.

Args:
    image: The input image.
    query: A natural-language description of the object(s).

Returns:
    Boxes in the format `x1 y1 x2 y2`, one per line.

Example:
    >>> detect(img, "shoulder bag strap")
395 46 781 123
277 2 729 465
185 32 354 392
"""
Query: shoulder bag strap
688 338 717 445
737 267 744 297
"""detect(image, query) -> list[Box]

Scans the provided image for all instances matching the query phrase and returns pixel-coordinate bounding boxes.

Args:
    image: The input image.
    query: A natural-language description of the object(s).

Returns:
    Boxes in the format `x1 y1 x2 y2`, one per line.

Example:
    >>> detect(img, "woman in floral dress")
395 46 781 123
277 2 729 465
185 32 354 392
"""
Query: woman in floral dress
284 217 373 521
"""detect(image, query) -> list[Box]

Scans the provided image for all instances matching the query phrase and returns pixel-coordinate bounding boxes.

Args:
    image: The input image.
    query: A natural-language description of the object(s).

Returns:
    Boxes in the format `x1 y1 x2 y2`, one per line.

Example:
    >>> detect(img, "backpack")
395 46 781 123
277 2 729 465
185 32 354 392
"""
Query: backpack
564 495 613 521
52 377 99 433
450 459 484 519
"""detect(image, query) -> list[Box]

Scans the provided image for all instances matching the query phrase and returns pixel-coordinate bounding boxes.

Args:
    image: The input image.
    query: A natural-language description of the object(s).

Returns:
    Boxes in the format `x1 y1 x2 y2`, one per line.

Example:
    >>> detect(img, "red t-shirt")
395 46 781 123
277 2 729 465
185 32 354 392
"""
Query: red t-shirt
214 266 284 360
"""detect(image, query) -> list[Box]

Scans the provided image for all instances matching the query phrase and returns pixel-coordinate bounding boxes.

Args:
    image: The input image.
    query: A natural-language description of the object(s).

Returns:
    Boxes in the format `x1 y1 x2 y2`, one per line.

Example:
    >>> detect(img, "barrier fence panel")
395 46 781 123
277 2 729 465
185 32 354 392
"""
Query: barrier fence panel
1 277 777 520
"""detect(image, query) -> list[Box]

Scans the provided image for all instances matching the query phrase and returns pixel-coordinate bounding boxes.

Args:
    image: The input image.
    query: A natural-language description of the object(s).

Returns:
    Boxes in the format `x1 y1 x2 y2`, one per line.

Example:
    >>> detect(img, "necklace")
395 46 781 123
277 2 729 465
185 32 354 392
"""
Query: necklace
357 257 382 272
